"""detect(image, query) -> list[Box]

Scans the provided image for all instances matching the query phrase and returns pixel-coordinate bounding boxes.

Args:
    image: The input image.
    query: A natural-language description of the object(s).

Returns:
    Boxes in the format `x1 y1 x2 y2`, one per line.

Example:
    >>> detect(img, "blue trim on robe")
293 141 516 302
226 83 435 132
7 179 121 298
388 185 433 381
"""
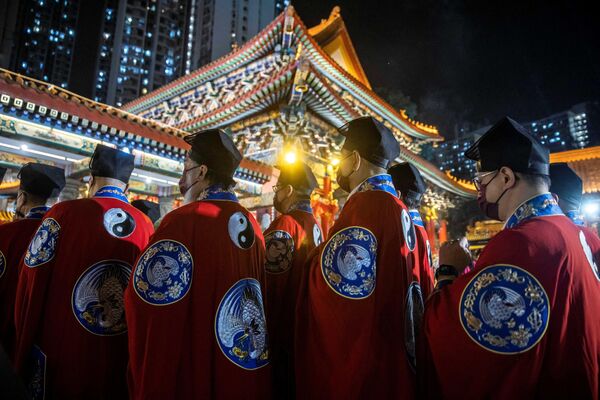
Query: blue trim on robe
504 193 564 230
290 200 313 214
94 186 129 203
26 206 49 219
355 174 398 198
409 209 425 228
199 184 239 203
566 210 585 226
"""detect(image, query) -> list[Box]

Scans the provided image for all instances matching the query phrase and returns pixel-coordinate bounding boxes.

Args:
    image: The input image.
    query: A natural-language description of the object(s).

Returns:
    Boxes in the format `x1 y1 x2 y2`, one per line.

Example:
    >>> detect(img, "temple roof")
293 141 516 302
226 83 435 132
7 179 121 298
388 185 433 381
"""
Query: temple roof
307 6 371 90
122 6 440 141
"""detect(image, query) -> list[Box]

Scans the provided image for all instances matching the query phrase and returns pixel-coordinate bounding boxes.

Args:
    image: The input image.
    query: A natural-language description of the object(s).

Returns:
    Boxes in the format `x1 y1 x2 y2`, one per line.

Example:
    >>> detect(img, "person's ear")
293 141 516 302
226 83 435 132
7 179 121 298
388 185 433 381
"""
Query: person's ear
500 167 516 188
351 150 361 172
284 185 293 199
198 165 208 180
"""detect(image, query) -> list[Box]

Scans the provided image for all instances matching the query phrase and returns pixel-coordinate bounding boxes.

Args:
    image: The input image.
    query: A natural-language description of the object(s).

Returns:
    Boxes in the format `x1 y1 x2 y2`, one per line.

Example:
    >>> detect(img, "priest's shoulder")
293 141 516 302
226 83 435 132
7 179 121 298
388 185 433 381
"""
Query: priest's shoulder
350 188 401 208
268 213 301 233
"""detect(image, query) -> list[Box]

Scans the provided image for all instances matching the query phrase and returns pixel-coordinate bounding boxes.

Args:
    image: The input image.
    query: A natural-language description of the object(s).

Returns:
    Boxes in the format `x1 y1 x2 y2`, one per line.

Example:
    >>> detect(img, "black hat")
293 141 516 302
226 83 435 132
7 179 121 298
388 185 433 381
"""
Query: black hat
0 167 6 184
89 144 135 183
18 163 66 198
337 116 400 169
549 163 582 207
131 199 161 223
184 129 242 177
277 161 318 196
388 162 426 201
465 117 549 175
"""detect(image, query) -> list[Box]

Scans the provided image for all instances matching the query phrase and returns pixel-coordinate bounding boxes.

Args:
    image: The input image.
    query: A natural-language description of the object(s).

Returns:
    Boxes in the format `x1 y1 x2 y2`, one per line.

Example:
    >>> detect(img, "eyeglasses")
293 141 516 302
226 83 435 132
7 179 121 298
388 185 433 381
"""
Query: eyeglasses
334 152 355 171
472 170 497 191
272 184 286 193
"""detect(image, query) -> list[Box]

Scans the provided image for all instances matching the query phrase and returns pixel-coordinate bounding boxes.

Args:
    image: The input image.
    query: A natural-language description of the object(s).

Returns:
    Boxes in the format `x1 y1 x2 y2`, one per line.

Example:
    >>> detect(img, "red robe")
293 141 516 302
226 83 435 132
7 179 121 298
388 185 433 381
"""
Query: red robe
125 187 272 399
14 187 153 399
295 174 417 399
409 210 435 300
421 194 600 399
264 202 322 398
0 207 48 358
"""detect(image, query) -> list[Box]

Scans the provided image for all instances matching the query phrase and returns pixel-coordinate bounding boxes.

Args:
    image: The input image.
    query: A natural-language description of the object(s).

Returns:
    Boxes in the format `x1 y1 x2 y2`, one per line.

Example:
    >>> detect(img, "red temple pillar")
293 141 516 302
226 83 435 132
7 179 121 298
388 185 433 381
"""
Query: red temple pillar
439 219 448 244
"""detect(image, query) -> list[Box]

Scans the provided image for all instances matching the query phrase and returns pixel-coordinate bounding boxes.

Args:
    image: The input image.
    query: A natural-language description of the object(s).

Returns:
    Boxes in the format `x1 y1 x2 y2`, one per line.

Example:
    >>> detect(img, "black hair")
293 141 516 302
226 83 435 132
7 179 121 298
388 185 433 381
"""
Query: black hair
516 172 551 190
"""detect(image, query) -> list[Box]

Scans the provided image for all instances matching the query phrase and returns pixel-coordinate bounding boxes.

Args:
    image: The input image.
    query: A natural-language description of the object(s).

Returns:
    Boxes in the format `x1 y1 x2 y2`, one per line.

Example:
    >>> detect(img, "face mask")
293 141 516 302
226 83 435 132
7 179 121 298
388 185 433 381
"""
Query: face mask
476 171 511 220
273 192 286 214
336 153 356 193
179 165 201 196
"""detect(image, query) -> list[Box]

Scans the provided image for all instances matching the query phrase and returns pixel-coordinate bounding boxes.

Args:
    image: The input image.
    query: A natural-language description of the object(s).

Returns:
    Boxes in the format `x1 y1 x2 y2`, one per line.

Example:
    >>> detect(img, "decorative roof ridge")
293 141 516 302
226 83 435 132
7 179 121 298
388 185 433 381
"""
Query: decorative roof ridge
0 68 187 140
306 64 359 120
398 145 476 197
178 61 297 130
293 14 441 139
549 145 600 163
307 6 371 89
122 10 288 112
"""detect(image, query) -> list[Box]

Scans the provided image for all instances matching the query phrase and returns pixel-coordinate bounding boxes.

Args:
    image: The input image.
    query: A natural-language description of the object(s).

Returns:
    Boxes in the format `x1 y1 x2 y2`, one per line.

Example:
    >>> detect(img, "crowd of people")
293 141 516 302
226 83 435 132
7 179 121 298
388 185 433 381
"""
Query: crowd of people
0 115 599 399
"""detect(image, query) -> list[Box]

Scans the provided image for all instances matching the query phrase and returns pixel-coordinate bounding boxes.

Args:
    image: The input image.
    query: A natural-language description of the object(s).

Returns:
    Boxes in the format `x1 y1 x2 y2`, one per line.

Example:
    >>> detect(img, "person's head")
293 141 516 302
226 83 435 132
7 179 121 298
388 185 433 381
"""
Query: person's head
388 162 426 209
273 161 318 214
16 163 66 218
466 117 550 221
549 163 582 212
88 144 135 197
180 129 242 203
131 199 161 223
336 116 400 193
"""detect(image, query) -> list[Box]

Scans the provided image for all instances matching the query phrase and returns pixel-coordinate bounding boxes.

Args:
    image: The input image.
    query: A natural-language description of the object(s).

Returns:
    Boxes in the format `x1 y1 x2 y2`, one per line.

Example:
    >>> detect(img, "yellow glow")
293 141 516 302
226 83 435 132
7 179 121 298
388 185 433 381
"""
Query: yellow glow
330 158 340 166
284 150 297 164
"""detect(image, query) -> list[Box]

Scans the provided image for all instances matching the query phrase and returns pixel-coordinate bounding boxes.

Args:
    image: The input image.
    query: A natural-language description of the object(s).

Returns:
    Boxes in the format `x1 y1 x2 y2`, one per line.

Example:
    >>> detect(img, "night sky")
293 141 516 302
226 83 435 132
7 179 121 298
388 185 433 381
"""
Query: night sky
294 0 600 137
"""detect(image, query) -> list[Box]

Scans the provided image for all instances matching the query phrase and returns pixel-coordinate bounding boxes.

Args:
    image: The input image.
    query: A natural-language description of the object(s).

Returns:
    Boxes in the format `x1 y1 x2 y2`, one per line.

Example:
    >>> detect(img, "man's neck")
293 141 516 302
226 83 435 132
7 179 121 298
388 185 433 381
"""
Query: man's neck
90 179 126 197
501 188 547 221
348 168 386 193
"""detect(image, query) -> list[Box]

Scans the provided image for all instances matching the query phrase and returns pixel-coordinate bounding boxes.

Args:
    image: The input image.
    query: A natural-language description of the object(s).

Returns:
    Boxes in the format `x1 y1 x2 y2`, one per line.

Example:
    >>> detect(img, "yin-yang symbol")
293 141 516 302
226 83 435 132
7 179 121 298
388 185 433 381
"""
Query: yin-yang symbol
401 209 416 252
313 224 323 247
103 208 136 238
228 211 255 249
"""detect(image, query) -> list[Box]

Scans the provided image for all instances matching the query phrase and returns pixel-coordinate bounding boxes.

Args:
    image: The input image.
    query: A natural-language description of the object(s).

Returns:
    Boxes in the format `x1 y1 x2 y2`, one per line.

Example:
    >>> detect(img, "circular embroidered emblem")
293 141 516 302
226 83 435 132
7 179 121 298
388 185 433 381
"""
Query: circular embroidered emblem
405 282 424 370
133 240 193 305
426 239 433 268
460 265 550 354
72 260 131 335
401 209 416 252
0 251 5 279
264 230 294 274
215 278 269 370
579 231 599 281
103 208 136 238
25 218 60 268
313 224 323 247
228 211 255 250
321 226 377 299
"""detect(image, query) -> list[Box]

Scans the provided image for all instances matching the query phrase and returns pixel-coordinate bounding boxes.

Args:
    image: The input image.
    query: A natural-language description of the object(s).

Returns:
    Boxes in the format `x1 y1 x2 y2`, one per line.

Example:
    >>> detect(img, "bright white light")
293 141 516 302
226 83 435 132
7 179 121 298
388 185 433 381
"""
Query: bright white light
145 177 152 184
583 202 599 217
284 150 297 164
20 144 28 150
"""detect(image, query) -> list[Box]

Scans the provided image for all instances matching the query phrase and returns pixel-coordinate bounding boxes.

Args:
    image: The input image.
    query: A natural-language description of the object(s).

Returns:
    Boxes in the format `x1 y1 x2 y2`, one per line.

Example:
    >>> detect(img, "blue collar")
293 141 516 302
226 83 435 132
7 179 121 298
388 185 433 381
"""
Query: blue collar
504 193 564 230
409 209 425 228
290 200 313 214
93 186 129 203
351 174 397 198
566 210 585 226
26 206 49 219
198 184 238 203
